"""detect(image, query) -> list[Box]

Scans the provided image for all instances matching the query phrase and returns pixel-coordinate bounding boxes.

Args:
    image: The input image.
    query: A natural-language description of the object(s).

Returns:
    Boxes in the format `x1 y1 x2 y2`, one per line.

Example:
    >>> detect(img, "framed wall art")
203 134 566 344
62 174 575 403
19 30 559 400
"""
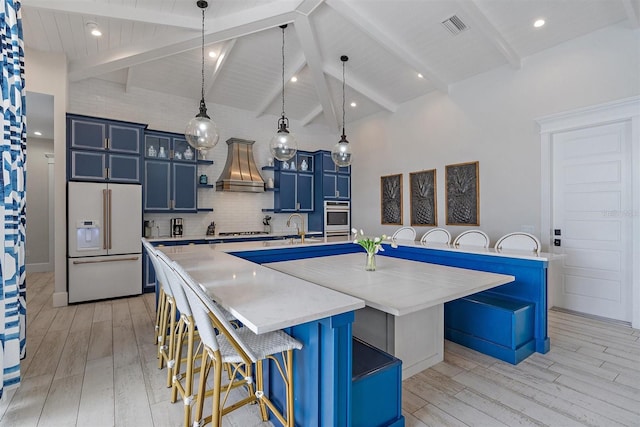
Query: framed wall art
445 161 479 226
410 169 437 227
380 173 403 225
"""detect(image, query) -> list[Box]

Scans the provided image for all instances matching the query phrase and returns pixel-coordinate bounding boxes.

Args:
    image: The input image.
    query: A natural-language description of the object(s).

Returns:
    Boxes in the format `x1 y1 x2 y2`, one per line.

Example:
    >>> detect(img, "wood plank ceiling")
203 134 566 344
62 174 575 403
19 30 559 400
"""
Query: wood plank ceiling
21 0 639 133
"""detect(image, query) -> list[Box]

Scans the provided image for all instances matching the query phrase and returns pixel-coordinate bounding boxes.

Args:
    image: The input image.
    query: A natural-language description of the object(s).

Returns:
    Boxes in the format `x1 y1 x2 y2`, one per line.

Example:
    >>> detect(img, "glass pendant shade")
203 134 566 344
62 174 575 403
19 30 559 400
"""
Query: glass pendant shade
270 117 297 161
185 0 219 159
331 134 352 167
333 54 353 167
185 100 219 158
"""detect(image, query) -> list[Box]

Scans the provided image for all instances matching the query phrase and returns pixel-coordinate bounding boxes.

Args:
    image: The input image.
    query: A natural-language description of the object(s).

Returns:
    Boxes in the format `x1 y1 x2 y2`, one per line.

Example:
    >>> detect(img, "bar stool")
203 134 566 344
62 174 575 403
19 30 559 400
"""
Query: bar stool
495 232 541 254
391 226 416 241
420 228 451 244
156 251 201 427
173 262 303 427
453 229 490 248
141 238 175 375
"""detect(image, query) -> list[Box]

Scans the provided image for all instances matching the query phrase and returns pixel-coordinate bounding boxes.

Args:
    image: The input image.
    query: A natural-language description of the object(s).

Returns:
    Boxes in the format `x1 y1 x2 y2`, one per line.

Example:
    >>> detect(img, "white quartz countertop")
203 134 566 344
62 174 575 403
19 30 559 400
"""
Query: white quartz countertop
156 236 553 332
158 245 364 334
265 253 515 316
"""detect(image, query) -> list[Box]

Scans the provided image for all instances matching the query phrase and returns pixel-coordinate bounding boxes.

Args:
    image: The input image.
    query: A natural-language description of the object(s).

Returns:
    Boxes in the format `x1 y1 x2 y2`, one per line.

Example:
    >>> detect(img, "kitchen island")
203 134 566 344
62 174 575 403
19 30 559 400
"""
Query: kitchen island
157 239 553 427
265 253 514 379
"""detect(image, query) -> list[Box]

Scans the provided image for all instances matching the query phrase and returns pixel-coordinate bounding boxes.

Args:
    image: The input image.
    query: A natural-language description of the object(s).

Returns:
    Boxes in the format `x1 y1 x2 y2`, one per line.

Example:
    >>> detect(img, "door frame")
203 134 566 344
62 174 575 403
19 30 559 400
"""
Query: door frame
537 96 640 329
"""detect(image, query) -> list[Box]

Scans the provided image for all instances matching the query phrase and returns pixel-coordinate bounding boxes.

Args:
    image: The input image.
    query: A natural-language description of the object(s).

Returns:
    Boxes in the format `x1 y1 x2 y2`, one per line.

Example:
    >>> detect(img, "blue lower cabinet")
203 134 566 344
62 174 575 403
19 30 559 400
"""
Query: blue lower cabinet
444 292 535 364
352 338 404 427
142 249 156 294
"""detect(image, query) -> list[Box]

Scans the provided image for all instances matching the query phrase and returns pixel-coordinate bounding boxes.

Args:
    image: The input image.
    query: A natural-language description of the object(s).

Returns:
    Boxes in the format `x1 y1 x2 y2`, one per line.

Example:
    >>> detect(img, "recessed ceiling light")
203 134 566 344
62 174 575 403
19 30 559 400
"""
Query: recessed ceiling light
417 73 424 79
86 21 102 37
290 76 298 83
34 131 42 136
350 102 356 107
534 19 545 28
208 51 217 58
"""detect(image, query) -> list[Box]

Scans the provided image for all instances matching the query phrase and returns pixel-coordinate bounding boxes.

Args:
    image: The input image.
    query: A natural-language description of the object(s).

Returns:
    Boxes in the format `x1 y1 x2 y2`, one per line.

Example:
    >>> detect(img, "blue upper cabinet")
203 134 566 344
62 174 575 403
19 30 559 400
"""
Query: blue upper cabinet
316 151 350 200
272 151 314 212
67 114 145 183
143 130 198 213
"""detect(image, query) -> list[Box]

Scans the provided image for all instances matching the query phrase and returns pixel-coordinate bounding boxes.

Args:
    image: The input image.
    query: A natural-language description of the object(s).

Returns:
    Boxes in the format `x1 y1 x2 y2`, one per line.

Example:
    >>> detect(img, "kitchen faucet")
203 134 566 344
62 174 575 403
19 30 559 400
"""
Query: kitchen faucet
286 213 305 243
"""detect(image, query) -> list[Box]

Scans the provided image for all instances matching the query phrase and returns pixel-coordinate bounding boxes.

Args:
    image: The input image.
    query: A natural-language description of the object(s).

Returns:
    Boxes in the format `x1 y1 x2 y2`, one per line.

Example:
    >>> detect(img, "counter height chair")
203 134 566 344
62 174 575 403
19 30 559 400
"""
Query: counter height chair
420 228 451 245
495 232 541 254
142 238 174 373
391 226 417 241
453 230 490 248
156 251 202 427
173 262 303 427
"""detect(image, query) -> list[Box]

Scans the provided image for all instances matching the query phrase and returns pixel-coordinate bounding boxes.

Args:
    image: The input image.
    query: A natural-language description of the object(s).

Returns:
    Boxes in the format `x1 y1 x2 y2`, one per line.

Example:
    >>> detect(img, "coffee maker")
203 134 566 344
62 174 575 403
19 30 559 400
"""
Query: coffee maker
170 218 183 237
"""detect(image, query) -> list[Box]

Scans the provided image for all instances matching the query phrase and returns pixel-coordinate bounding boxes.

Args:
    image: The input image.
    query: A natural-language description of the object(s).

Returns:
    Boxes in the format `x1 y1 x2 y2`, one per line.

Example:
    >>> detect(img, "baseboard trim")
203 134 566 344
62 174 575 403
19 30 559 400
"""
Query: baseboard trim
52 291 68 307
26 262 54 273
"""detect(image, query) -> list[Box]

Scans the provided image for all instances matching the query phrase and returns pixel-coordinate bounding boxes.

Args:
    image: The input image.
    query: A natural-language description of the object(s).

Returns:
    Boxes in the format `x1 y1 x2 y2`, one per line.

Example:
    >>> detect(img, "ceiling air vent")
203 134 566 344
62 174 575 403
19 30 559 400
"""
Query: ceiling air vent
441 15 468 35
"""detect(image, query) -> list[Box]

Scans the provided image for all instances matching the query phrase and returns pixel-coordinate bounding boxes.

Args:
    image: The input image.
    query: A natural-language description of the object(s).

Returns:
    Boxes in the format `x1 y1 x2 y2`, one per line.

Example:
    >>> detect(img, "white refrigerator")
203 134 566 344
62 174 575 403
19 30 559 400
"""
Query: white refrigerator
67 181 142 303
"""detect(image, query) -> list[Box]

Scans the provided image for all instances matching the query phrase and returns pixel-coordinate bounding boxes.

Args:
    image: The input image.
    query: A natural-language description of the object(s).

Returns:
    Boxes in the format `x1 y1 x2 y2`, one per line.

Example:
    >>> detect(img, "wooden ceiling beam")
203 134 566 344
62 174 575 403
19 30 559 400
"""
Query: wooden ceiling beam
255 53 307 118
300 105 323 127
24 0 201 29
326 0 449 94
457 1 522 69
294 13 338 133
204 38 237 99
323 62 397 113
67 3 298 81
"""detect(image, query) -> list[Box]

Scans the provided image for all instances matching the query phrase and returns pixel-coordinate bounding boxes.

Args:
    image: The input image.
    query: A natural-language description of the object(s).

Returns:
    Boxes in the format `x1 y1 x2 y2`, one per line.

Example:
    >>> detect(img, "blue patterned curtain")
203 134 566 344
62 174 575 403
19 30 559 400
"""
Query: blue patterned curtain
0 0 26 398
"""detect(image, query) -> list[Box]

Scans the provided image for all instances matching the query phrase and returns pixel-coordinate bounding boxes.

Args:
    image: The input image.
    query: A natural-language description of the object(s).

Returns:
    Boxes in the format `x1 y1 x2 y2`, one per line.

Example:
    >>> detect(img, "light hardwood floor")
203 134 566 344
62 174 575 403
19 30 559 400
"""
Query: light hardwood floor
1 272 639 426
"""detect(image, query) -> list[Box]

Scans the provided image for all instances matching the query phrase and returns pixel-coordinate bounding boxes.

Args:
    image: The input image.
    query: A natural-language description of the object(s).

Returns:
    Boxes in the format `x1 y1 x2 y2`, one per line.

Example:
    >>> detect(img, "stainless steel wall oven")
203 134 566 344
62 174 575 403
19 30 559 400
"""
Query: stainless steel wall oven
324 201 350 237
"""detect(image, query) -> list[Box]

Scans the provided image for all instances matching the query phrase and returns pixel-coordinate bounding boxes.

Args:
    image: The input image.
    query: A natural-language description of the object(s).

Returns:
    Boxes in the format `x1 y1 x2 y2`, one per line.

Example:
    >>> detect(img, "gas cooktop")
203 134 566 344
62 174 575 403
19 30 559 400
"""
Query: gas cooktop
217 231 269 236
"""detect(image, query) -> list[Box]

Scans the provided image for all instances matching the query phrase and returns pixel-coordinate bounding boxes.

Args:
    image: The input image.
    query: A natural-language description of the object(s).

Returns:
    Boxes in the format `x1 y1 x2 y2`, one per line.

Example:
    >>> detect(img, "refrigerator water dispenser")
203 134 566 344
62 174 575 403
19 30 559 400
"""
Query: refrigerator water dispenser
76 220 101 250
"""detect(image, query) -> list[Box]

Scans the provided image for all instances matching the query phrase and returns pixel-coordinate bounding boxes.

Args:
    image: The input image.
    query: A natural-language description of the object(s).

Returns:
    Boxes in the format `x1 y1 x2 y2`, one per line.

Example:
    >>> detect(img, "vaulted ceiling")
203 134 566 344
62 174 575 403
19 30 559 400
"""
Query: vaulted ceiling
21 0 640 134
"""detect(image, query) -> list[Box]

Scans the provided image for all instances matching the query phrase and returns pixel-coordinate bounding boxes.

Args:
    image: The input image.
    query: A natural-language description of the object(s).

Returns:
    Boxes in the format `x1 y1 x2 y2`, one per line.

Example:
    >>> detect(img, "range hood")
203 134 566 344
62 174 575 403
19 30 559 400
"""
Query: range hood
216 138 265 192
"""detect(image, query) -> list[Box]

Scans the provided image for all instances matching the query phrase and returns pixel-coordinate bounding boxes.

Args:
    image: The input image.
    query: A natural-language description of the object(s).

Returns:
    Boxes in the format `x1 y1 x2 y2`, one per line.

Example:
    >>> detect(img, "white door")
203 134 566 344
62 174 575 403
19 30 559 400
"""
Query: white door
552 121 632 322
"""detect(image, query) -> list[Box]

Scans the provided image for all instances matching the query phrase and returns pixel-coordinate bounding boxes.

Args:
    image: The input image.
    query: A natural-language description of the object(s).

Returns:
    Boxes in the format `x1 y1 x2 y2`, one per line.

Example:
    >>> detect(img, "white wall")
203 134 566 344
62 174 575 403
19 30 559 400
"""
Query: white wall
349 24 640 245
24 48 68 306
68 79 337 237
25 137 53 270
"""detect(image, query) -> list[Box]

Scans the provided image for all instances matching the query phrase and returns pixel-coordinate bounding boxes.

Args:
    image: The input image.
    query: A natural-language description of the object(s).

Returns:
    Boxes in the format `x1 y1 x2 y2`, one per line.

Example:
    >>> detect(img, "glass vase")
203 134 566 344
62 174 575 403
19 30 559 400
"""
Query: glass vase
365 251 376 271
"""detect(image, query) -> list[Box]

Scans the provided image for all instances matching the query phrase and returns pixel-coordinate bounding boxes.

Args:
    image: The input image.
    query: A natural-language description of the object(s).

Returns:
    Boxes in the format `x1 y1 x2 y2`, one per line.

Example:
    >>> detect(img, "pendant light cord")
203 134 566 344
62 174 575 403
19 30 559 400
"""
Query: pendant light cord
342 58 346 136
200 7 205 101
281 25 286 119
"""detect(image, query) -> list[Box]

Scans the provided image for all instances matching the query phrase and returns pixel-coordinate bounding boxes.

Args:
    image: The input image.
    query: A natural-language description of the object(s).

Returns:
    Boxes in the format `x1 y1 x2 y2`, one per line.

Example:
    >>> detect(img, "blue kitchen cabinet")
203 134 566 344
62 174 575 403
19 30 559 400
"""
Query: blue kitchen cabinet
143 130 198 212
309 150 352 232
142 248 157 294
272 151 314 212
318 151 350 199
67 114 144 183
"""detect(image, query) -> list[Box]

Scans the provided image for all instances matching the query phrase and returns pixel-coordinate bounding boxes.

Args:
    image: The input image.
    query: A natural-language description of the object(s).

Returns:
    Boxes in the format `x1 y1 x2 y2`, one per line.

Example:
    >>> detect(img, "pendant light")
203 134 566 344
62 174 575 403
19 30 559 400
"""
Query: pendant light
331 55 352 167
185 0 219 159
269 24 297 162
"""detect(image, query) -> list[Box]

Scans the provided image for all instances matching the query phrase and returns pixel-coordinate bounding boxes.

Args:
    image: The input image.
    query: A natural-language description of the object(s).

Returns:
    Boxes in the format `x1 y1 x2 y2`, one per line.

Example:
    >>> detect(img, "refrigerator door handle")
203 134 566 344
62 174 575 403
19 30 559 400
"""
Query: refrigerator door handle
73 256 140 265
102 189 108 250
108 189 113 250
